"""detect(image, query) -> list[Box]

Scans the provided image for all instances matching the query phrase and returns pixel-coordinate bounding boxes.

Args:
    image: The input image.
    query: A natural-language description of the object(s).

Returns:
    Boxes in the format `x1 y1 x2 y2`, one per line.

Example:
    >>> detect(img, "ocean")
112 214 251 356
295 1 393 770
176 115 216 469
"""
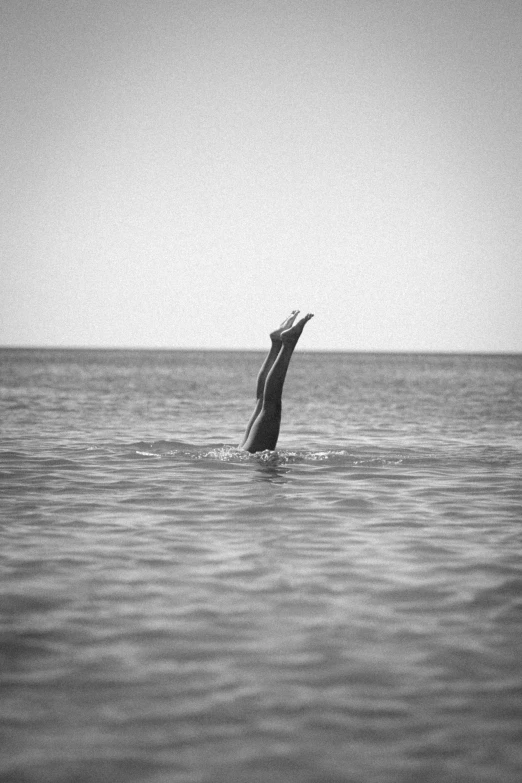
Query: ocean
1 348 521 783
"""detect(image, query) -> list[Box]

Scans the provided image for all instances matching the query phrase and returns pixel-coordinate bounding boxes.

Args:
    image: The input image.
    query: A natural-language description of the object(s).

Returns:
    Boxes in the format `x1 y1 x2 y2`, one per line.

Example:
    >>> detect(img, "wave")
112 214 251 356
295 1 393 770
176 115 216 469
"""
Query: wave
126 440 409 467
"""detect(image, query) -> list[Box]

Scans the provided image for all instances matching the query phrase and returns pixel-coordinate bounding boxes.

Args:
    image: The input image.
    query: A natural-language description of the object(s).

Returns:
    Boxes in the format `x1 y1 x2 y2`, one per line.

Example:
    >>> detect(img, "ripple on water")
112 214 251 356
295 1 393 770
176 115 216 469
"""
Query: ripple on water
2 351 522 782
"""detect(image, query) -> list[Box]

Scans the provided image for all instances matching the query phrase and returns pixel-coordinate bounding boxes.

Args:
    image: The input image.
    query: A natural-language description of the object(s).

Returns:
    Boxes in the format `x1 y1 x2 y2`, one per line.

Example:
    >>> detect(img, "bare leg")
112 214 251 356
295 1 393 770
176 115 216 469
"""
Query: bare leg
242 314 314 453
239 310 300 447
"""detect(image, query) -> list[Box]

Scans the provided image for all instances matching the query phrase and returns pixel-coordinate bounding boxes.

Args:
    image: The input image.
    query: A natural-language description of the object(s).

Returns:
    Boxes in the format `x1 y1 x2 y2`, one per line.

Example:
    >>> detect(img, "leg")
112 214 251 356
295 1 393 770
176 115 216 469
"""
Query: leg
239 310 300 447
242 314 314 453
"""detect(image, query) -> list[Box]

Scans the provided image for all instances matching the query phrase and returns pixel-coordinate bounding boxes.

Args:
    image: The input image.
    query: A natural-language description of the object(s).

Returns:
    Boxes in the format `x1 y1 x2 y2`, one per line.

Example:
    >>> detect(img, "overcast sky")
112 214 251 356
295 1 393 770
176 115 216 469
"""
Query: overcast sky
1 0 521 351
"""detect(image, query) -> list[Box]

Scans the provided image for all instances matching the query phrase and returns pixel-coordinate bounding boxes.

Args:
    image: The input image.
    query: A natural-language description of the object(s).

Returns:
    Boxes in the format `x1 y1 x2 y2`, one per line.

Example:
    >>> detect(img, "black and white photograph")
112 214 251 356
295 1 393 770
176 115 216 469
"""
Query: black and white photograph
1 1 521 781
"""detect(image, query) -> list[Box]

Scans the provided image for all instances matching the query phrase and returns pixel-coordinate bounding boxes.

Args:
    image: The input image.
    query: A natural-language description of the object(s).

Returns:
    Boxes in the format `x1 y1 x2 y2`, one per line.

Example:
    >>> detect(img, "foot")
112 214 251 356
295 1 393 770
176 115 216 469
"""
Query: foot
270 310 300 341
281 313 314 344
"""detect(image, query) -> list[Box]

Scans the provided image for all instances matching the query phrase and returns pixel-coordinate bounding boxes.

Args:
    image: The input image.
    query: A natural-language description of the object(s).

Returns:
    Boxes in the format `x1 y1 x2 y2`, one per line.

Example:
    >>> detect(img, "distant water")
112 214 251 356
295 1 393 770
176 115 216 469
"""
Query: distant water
1 348 521 783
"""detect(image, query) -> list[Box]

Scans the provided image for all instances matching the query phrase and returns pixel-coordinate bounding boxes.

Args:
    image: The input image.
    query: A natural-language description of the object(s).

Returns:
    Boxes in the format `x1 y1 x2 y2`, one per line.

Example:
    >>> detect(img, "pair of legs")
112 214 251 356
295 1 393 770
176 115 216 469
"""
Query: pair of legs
239 311 314 453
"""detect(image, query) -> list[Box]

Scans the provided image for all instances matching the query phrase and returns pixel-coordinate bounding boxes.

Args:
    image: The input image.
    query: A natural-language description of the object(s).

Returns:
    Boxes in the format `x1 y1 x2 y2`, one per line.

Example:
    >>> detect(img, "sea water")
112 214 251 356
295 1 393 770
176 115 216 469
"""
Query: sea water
1 348 521 783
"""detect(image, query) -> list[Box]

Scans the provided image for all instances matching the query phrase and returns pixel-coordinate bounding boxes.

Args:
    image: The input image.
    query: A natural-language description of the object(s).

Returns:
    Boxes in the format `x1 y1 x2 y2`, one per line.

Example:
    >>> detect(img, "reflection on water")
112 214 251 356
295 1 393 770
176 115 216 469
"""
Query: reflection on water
252 458 290 485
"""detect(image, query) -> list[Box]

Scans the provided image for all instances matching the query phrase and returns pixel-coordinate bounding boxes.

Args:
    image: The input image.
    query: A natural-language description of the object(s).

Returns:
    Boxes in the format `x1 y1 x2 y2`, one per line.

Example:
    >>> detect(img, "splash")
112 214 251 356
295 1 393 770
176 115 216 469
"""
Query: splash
128 441 409 467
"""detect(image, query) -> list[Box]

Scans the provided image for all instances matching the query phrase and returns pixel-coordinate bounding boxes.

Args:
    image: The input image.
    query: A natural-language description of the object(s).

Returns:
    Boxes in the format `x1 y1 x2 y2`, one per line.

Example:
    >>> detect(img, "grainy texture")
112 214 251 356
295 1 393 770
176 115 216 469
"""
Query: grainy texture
1 349 521 783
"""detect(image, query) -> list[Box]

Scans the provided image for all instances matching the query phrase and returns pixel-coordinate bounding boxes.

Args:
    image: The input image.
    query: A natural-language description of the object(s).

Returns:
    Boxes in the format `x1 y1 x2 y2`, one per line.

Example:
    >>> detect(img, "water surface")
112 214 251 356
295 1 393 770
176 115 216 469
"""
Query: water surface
1 349 521 782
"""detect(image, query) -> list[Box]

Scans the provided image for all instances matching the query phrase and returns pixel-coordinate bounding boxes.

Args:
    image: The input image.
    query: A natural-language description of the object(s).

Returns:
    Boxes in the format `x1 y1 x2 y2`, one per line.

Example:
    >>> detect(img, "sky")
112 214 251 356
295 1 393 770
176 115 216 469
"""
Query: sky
1 0 521 351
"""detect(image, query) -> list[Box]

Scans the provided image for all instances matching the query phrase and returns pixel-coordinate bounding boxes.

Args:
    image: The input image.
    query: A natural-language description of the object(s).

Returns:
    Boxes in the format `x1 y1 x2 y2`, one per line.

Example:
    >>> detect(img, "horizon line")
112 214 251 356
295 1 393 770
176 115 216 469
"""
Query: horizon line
1 345 521 356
